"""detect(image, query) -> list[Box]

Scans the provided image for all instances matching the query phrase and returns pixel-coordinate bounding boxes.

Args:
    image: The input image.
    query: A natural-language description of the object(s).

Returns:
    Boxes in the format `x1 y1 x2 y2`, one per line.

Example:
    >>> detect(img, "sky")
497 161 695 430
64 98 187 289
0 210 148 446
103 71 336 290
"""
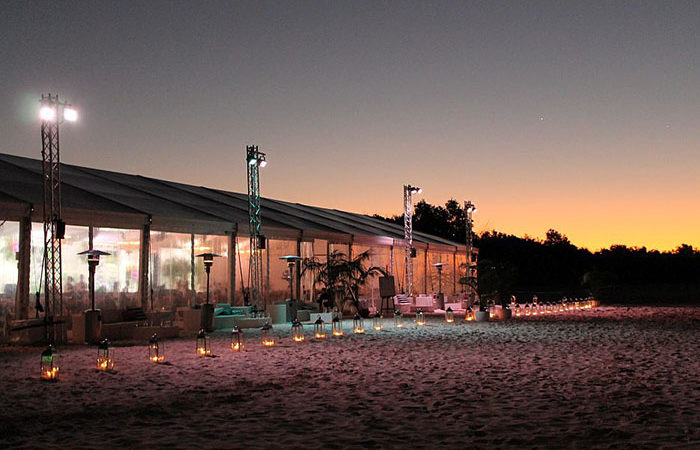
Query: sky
1 0 698 251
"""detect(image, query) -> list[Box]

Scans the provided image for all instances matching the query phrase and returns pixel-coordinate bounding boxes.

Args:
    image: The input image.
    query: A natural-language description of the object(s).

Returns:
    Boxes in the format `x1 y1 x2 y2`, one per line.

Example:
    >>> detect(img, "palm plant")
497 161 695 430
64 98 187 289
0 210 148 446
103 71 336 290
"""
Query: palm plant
301 250 387 315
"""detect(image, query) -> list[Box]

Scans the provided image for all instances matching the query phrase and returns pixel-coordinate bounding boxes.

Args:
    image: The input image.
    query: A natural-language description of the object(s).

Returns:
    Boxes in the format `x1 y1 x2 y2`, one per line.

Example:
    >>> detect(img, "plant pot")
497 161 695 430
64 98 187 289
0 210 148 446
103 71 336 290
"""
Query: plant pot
475 310 489 322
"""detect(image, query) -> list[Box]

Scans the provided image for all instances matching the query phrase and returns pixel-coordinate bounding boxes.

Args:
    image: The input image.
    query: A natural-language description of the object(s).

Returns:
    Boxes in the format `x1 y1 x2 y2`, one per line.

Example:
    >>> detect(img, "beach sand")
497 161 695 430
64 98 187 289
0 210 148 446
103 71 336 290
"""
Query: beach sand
1 306 699 449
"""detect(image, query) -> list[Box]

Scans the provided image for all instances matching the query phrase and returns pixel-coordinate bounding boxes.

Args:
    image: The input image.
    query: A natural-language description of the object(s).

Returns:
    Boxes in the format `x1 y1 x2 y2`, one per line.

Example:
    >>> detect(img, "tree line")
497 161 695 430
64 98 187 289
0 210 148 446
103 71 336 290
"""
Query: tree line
375 200 700 305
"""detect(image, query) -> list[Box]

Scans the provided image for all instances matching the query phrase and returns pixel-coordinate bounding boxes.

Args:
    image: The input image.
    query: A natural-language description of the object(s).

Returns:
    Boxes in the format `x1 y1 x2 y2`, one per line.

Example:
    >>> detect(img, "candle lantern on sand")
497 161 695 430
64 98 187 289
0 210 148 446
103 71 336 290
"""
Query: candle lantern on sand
196 329 211 357
97 338 114 371
314 317 326 339
291 318 305 342
40 345 59 381
231 327 244 351
149 334 165 363
416 308 426 326
445 307 454 323
332 315 344 337
261 322 275 346
464 306 474 322
394 309 405 328
353 314 365 334
373 312 383 331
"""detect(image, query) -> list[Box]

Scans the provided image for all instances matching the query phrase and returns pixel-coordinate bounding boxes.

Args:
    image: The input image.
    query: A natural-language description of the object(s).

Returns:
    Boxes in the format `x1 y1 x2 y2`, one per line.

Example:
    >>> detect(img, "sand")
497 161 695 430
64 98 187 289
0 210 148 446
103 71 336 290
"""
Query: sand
1 306 699 449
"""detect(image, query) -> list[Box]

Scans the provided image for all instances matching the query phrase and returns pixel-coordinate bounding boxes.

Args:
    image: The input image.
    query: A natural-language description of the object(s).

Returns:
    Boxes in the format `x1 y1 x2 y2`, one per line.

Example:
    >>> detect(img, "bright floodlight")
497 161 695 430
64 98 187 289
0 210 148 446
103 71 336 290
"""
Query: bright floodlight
416 188 423 194
259 160 267 167
40 106 56 122
63 107 78 122
248 158 257 166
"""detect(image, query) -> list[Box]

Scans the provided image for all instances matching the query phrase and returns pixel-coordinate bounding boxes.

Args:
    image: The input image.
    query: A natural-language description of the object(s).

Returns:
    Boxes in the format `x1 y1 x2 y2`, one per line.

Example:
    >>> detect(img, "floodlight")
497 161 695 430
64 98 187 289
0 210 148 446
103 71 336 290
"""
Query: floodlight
40 106 56 122
259 160 267 167
248 158 257 166
63 107 78 122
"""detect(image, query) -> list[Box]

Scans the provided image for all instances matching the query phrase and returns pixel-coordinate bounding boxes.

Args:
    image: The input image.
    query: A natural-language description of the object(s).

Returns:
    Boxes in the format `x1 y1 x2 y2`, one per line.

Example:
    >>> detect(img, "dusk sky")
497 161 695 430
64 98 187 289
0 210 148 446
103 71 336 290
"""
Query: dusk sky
1 1 698 251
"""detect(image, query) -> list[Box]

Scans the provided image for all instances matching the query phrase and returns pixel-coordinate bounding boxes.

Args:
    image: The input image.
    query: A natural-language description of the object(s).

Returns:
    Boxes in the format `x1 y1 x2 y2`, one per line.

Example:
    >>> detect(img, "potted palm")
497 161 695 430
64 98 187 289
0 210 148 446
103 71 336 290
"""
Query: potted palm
301 250 387 317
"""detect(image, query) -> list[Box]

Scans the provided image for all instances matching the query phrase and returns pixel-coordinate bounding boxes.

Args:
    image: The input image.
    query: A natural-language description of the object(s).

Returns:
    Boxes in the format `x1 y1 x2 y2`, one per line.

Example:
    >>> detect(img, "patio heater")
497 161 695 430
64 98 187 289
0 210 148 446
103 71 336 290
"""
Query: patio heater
280 255 301 321
196 252 220 332
40 94 78 344
403 185 422 296
432 262 447 310
78 249 111 344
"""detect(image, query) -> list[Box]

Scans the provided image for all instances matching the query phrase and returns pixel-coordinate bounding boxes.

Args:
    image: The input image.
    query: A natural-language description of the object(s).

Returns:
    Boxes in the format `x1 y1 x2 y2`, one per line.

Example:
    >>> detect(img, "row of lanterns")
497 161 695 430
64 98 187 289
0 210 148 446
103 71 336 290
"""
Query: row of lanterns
40 299 597 381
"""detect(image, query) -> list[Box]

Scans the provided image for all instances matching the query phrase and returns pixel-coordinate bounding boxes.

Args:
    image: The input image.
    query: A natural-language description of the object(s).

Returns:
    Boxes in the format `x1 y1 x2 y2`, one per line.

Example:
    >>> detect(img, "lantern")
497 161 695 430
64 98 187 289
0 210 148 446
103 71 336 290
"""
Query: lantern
196 329 211 357
231 327 244 351
332 316 344 337
40 345 59 381
353 314 365 334
261 322 275 346
514 303 522 317
416 308 426 326
292 319 305 342
488 304 496 320
394 309 405 328
524 304 531 316
149 334 165 363
373 313 383 331
314 317 326 339
465 306 474 322
445 307 454 323
96 338 114 371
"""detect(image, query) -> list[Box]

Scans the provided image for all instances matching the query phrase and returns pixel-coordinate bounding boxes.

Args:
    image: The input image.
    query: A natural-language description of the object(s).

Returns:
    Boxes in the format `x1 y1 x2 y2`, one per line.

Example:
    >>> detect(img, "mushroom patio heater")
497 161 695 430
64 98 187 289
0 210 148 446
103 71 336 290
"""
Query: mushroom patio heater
314 317 326 339
261 322 275 346
149 334 165 363
464 306 474 322
332 316 344 337
353 314 365 334
96 338 114 371
445 307 454 323
432 262 448 310
231 327 244 351
280 255 302 321
196 329 211 357
77 249 111 344
416 308 426 326
196 252 221 332
291 318 305 342
394 309 405 328
40 345 59 381
373 312 383 331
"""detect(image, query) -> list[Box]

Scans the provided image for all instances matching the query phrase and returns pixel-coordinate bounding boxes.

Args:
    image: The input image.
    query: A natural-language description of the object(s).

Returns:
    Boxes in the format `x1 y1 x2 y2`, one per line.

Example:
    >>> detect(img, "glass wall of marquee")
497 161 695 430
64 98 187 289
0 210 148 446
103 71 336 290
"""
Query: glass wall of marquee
0 221 19 315
1 220 467 317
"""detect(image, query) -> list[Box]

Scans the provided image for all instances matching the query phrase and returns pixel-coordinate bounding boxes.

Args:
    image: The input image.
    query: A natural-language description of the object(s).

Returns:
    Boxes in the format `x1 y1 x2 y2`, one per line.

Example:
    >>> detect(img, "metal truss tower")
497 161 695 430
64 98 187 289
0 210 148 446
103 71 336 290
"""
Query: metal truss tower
464 200 477 302
40 94 68 341
246 145 267 309
403 184 422 296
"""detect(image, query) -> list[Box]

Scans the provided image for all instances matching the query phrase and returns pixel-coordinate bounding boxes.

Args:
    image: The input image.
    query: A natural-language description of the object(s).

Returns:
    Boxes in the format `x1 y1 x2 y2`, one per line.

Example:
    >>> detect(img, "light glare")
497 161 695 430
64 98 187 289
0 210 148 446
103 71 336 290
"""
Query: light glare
259 160 267 167
40 106 56 122
63 107 78 122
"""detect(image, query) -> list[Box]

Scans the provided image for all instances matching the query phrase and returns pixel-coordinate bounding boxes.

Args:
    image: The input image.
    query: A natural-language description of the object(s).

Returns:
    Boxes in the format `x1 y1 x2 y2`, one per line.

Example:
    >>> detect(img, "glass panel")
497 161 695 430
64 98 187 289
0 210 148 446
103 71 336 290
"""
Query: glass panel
58 225 90 314
0 221 19 315
194 234 229 305
414 248 426 295
300 241 314 303
150 231 192 311
91 227 141 310
266 239 298 306
233 236 250 306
